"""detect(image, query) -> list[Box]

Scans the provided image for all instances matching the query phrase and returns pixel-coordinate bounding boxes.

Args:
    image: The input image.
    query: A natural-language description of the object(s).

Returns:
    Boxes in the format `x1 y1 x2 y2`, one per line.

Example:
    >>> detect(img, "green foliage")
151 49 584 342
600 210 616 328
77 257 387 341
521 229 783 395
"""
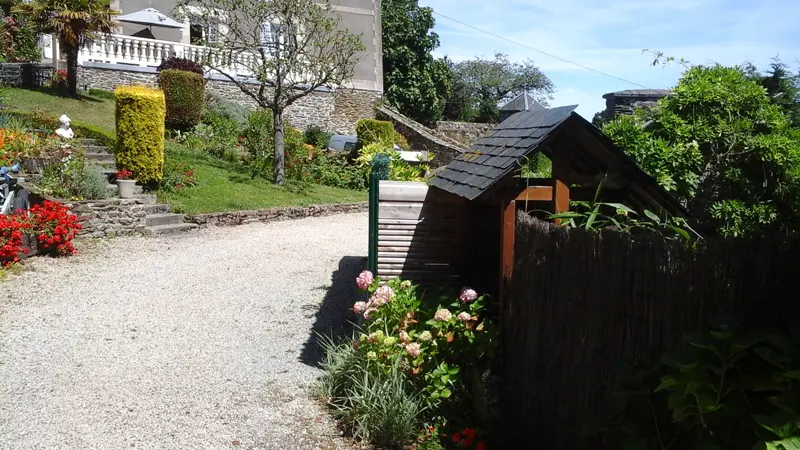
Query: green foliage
114 86 166 184
356 119 396 146
356 142 428 182
86 88 115 100
318 277 496 447
587 318 800 450
158 69 205 131
304 152 365 190
243 108 274 177
443 53 554 123
156 56 204 76
0 2 42 62
0 109 116 147
382 0 450 125
303 124 331 149
744 58 800 128
36 155 107 200
204 92 250 128
603 64 800 237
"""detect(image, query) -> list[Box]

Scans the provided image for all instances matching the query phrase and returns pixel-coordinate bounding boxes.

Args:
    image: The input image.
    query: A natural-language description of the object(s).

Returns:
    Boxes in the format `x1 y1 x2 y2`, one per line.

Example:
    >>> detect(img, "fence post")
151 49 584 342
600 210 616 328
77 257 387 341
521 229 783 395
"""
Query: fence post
368 154 390 276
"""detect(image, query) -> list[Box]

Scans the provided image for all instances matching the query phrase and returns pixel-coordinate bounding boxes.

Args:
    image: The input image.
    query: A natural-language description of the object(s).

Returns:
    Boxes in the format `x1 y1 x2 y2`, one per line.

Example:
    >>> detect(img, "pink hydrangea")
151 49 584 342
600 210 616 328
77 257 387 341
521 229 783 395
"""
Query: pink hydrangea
457 311 471 322
434 308 452 322
369 293 388 307
459 287 478 303
399 330 410 343
363 307 377 320
352 301 368 315
376 285 394 301
406 342 421 358
355 270 374 290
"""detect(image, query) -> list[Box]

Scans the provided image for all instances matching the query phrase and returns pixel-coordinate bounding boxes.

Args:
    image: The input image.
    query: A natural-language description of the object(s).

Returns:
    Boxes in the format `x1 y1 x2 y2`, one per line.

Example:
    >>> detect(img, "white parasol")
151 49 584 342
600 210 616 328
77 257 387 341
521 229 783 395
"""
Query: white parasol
117 8 184 29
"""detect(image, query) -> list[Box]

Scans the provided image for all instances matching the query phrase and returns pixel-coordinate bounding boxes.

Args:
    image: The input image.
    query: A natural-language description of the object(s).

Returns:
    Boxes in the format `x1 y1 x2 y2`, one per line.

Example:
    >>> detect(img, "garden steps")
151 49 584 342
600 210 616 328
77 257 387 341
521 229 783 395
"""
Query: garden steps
146 213 186 227
105 183 143 196
143 222 199 236
86 152 115 164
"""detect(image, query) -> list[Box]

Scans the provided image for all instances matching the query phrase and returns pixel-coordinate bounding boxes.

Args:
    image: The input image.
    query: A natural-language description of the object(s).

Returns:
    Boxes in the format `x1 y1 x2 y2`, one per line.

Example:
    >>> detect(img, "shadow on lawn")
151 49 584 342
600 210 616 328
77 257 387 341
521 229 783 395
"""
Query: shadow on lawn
24 86 107 103
299 255 366 367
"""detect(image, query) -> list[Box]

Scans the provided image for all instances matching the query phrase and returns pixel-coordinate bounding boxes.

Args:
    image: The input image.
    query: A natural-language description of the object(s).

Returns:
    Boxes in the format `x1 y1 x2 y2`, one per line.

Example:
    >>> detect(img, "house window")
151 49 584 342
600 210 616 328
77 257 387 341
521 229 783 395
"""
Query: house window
189 15 220 45
260 22 295 53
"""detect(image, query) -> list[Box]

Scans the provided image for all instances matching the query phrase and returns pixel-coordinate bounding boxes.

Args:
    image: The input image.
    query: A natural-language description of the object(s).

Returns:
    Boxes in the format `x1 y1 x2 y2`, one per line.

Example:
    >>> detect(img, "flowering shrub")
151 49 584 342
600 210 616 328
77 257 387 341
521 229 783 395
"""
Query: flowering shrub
0 214 30 267
29 201 81 256
115 169 133 180
319 272 497 448
51 69 68 90
160 160 199 192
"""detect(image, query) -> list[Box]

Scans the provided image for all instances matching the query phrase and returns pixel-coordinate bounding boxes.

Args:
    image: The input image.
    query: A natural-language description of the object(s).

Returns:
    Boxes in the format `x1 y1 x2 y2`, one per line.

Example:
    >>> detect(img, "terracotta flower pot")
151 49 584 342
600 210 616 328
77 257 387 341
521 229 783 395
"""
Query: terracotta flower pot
117 179 137 199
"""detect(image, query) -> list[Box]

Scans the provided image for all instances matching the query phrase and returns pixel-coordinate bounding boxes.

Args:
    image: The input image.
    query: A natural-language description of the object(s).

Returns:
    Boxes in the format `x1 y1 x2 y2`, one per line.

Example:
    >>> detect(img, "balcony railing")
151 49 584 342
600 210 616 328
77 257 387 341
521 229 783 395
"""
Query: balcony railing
76 34 261 78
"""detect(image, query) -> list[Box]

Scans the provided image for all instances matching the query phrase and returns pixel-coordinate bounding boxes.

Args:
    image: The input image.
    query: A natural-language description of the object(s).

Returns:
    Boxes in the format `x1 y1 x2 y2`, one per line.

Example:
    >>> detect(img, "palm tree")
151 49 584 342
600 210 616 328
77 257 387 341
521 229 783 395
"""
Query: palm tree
15 0 118 97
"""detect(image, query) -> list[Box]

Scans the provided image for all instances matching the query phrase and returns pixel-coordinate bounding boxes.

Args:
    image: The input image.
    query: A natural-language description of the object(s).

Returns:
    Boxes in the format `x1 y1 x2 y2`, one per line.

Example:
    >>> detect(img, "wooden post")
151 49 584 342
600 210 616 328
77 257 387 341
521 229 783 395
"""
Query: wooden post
499 199 516 310
551 147 571 219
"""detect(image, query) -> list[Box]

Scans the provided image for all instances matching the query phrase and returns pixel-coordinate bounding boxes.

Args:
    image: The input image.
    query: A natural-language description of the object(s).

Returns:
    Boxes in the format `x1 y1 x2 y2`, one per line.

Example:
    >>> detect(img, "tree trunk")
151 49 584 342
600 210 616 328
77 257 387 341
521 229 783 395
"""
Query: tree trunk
273 109 285 185
66 45 79 98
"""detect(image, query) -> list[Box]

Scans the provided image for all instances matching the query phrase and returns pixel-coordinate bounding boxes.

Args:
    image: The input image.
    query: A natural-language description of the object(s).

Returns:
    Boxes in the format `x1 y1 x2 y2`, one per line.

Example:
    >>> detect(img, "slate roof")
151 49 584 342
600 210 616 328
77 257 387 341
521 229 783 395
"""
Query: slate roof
430 105 577 200
499 92 547 112
429 105 689 217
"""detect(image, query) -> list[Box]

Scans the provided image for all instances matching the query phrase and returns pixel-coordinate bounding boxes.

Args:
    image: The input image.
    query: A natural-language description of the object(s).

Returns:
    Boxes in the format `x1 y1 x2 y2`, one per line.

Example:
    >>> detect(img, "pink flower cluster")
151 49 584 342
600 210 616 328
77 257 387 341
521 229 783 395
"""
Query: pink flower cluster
460 287 478 303
356 270 374 290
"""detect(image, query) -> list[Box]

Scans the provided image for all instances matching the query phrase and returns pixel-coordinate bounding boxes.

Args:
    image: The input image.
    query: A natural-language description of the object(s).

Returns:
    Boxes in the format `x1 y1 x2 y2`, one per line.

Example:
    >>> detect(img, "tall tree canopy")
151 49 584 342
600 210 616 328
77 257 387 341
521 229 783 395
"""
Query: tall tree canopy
603 64 800 237
382 0 450 126
443 53 554 123
744 58 800 128
16 0 117 97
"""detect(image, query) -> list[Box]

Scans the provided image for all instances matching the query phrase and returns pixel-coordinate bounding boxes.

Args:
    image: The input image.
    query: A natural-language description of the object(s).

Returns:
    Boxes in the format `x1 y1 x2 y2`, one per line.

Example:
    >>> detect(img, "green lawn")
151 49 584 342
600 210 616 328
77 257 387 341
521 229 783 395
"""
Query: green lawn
3 87 116 131
158 144 367 214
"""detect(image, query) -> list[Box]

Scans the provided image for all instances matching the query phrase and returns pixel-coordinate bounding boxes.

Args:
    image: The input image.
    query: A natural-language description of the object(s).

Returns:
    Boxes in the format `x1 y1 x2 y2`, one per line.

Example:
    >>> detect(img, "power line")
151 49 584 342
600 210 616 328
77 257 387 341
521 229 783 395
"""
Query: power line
432 11 651 89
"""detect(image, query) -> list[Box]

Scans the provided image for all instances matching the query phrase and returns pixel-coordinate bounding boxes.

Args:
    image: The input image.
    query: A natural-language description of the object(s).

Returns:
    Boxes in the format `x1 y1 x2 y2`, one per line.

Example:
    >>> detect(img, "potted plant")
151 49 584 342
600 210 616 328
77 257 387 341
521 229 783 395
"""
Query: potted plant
115 169 136 198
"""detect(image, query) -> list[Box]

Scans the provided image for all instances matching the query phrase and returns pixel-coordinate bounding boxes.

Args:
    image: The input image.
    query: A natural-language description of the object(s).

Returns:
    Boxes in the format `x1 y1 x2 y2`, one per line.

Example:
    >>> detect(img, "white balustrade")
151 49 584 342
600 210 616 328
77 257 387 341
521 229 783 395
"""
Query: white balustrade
74 33 271 80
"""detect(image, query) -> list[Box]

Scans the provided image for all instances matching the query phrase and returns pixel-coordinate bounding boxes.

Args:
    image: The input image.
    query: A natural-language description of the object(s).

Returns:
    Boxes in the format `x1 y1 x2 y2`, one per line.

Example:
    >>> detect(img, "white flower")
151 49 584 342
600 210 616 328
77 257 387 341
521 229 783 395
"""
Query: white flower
434 309 452 322
376 285 395 301
457 312 471 322
418 331 433 342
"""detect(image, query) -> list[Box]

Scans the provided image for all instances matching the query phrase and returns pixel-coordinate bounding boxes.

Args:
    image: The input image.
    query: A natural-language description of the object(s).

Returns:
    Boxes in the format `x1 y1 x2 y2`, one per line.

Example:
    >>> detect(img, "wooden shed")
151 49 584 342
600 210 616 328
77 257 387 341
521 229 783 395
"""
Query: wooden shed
371 105 688 300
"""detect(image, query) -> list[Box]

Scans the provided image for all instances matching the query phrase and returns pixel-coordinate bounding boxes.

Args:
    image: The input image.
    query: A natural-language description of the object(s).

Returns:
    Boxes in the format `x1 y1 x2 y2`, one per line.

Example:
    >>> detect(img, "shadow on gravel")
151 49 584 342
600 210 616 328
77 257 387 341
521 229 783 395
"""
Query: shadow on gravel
299 255 366 367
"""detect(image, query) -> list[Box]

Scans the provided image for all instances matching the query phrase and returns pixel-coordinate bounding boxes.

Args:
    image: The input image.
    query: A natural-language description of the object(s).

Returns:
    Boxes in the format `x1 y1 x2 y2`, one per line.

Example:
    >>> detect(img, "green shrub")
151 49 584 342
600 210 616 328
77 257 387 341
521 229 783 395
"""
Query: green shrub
306 152 366 190
205 92 250 128
244 109 274 177
356 119 396 145
160 159 199 192
114 86 166 185
35 156 107 200
393 131 410 150
87 88 116 100
356 142 429 182
158 69 205 130
303 124 331 149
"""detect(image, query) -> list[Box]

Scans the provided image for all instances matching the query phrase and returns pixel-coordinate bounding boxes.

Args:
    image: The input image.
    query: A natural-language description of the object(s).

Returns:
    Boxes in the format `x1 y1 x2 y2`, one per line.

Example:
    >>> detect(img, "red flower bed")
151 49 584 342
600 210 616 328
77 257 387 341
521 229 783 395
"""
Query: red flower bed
29 201 81 256
0 214 30 267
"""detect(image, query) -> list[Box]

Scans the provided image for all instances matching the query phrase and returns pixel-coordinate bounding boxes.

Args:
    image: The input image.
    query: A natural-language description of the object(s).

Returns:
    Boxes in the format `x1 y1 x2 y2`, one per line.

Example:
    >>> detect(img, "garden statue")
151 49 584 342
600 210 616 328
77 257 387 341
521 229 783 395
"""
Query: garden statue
55 114 74 140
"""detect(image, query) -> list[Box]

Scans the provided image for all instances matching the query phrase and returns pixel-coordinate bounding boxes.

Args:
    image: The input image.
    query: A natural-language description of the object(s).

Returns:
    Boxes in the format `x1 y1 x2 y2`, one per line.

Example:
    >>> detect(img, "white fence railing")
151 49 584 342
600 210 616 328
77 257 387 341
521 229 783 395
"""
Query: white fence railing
76 34 261 78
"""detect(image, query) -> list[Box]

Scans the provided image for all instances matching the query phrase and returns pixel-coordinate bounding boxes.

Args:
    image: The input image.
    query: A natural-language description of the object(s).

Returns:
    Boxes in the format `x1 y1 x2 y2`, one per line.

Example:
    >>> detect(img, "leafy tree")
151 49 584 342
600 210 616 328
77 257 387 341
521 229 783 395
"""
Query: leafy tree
177 0 364 185
744 57 800 128
591 110 606 128
445 53 554 123
0 0 41 62
15 0 117 97
382 0 450 126
604 64 800 237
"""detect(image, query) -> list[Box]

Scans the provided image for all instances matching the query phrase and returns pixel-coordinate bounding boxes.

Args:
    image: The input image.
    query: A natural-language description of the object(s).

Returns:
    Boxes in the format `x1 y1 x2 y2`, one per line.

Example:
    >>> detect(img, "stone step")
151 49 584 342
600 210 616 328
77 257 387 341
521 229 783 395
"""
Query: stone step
87 152 115 163
146 213 185 227
144 223 198 236
140 203 170 214
85 145 110 153
78 138 99 145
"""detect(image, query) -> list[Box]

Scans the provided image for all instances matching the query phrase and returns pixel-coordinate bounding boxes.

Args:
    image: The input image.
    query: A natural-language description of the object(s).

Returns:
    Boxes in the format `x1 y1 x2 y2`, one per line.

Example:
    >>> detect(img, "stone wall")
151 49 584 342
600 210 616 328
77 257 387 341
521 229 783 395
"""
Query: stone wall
436 121 495 147
375 107 468 168
602 89 672 121
189 202 367 227
77 64 378 134
62 197 168 238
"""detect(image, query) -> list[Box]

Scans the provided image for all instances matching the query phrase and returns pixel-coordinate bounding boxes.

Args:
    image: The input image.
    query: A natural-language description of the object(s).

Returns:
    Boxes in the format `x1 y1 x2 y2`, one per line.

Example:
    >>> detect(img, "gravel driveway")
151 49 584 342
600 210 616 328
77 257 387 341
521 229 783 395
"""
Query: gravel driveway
0 213 368 450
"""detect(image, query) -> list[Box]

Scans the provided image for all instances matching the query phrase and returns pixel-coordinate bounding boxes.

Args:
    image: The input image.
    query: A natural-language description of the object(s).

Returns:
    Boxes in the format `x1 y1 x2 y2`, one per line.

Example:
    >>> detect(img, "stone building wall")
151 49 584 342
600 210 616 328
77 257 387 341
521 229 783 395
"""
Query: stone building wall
376 107 468 168
76 64 378 134
602 89 672 121
436 121 495 147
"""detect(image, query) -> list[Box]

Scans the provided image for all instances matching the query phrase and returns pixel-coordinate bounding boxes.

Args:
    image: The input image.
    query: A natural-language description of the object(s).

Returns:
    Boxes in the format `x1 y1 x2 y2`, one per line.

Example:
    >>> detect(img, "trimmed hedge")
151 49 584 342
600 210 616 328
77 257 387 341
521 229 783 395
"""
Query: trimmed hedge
156 57 204 76
356 119 395 145
114 86 166 184
158 69 205 130
1 109 116 147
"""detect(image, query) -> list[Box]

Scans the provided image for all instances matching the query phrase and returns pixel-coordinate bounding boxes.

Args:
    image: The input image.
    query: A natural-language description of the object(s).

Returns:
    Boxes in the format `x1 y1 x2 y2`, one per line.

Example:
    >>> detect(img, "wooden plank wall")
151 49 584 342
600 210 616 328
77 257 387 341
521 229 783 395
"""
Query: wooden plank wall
377 180 468 286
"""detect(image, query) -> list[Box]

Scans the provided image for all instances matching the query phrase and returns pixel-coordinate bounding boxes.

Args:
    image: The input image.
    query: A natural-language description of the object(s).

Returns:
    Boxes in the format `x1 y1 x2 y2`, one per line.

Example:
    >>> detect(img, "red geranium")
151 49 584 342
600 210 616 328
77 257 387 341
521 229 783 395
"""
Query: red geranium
0 213 31 267
29 200 81 256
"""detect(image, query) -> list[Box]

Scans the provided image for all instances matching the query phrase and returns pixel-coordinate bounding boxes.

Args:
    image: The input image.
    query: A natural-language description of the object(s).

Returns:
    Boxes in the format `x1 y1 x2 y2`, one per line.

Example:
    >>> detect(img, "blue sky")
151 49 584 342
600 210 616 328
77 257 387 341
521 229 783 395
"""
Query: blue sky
418 0 800 119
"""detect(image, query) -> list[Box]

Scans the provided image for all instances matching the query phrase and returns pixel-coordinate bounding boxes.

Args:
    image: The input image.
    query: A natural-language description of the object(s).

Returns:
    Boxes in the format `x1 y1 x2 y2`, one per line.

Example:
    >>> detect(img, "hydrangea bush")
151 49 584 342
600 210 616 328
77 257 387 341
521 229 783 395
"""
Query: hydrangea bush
320 271 497 448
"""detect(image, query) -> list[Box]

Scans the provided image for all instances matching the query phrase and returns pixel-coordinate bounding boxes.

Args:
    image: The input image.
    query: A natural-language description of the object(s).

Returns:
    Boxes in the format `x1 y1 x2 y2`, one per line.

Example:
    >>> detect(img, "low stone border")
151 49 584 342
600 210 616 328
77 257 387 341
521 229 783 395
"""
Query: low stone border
188 202 368 228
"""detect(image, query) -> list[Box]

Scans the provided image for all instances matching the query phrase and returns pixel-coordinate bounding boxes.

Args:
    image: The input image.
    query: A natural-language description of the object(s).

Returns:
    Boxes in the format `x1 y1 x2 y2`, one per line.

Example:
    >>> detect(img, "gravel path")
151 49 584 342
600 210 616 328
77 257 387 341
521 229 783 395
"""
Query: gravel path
0 213 368 450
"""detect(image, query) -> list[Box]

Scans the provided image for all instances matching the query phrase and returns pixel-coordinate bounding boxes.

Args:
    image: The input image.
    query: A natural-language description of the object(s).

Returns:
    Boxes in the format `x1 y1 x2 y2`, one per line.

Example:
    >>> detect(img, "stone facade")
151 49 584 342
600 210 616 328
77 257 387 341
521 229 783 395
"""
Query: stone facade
189 202 367 227
63 197 169 238
375 107 468 168
77 64 378 134
436 121 495 147
602 89 672 121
